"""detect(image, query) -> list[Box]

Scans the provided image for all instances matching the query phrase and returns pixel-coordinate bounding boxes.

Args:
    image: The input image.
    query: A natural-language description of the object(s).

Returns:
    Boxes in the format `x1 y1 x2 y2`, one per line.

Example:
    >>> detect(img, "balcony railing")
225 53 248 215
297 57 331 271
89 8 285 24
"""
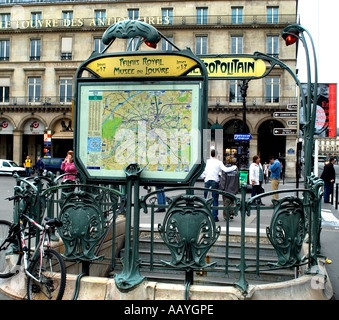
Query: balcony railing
0 96 73 112
208 96 298 109
0 95 297 109
0 15 298 32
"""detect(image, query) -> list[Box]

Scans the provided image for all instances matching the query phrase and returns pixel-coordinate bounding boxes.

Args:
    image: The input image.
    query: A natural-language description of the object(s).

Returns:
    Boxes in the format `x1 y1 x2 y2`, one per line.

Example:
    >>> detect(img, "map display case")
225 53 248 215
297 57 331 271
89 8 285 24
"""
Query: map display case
77 81 202 182
74 47 208 184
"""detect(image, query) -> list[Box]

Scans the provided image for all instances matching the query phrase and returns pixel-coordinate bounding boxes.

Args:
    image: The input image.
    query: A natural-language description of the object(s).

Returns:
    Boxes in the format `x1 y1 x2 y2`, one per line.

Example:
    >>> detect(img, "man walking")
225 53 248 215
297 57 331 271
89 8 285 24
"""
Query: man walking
321 157 336 203
201 149 237 222
24 155 32 177
219 155 239 220
269 155 281 200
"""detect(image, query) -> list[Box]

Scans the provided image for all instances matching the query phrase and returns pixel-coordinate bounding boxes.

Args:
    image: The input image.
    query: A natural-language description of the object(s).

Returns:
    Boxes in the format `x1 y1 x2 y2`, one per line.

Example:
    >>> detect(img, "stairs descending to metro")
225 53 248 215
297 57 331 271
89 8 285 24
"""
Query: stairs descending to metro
112 226 296 287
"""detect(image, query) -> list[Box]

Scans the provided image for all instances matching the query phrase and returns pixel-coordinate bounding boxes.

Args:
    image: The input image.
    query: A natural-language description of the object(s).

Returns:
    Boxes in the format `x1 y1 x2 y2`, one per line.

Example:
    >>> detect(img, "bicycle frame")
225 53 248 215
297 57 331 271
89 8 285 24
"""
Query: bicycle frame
19 213 50 283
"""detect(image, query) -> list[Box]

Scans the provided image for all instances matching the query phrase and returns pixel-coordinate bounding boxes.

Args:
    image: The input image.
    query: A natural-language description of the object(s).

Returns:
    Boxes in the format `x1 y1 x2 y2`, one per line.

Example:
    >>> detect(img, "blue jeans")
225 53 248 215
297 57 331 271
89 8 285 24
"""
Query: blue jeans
25 167 31 177
204 180 219 220
324 182 333 203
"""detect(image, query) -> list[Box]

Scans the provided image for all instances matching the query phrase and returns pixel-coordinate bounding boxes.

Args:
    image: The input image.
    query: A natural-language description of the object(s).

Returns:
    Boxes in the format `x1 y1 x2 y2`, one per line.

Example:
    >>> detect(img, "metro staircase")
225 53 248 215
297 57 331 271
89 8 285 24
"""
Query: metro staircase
112 226 295 287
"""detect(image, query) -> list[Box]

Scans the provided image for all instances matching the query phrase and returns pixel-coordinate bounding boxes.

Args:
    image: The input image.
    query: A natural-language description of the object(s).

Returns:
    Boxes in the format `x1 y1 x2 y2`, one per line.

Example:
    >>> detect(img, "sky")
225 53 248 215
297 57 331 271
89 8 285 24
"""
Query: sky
297 0 339 84
297 0 339 132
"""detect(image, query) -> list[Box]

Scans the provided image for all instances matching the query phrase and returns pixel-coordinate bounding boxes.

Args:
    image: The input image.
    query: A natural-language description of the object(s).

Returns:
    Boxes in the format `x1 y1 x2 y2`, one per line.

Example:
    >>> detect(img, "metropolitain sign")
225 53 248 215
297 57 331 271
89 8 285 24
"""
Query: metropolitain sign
190 56 267 79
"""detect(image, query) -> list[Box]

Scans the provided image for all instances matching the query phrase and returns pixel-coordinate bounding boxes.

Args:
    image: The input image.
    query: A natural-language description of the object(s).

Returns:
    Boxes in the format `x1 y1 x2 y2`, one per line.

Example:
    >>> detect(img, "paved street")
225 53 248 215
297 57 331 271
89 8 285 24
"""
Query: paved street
0 168 339 300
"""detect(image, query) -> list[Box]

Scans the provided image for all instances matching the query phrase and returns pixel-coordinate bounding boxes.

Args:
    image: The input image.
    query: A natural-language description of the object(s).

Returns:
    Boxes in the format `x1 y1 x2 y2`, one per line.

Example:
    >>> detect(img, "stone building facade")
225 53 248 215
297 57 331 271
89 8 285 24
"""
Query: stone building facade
0 0 298 176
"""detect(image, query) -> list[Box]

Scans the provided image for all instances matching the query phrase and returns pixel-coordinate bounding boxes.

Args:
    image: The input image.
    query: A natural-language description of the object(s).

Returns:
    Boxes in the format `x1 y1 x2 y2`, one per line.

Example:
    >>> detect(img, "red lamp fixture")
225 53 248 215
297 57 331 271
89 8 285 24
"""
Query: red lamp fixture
143 38 157 49
282 31 299 46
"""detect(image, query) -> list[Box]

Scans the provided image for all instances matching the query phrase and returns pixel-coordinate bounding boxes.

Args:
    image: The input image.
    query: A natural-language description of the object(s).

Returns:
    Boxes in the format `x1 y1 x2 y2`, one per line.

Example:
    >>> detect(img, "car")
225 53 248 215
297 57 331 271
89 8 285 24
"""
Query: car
41 157 64 174
0 159 26 176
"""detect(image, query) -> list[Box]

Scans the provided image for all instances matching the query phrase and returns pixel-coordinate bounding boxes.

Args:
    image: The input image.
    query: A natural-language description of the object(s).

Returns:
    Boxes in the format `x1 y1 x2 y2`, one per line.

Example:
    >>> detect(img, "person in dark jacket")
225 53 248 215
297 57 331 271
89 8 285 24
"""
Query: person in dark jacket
35 156 45 176
321 157 336 203
219 155 239 220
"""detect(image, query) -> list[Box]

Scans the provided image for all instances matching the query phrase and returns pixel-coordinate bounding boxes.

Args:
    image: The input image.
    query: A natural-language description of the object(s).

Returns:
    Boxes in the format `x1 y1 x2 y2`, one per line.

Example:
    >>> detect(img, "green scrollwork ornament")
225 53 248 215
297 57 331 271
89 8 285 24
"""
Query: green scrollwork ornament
266 196 306 267
158 195 220 270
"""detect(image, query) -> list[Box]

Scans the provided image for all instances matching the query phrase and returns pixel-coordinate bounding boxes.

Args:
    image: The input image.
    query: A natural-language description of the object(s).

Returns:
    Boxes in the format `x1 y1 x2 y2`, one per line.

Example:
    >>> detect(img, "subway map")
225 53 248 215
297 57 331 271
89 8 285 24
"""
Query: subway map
81 84 200 179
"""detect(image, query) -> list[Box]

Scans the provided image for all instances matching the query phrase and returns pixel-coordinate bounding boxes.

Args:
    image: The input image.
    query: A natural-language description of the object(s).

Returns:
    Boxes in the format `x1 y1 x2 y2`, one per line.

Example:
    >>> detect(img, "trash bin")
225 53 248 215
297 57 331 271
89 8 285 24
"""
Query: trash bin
239 171 249 186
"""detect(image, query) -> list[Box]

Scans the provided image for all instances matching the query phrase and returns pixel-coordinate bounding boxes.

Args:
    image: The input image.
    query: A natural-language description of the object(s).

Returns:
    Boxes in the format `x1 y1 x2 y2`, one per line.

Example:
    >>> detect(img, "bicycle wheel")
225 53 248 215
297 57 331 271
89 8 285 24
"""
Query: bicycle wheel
26 248 66 300
0 220 22 278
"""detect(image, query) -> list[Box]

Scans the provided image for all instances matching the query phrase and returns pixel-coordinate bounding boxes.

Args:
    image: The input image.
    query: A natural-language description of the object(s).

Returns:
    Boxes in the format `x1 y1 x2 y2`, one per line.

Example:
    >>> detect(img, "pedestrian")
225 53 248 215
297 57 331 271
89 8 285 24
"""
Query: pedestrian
201 149 237 222
321 157 336 203
249 155 264 204
263 161 269 184
61 150 77 181
35 156 45 176
269 155 281 200
24 155 32 177
219 155 239 220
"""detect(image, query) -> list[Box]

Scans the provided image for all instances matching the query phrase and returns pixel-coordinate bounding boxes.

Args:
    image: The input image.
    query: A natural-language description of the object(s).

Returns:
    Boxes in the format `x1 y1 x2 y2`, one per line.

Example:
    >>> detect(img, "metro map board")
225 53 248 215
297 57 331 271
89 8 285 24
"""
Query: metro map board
77 82 202 182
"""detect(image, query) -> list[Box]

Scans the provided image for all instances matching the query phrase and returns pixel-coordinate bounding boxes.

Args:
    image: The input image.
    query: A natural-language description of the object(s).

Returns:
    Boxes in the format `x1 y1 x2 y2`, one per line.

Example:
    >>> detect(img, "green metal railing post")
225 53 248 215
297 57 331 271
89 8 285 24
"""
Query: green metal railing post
234 184 248 294
115 163 145 291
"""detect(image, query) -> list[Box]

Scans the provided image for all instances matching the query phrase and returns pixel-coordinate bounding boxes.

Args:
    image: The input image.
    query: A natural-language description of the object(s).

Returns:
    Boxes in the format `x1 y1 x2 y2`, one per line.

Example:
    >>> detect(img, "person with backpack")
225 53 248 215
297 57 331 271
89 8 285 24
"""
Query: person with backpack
219 155 239 220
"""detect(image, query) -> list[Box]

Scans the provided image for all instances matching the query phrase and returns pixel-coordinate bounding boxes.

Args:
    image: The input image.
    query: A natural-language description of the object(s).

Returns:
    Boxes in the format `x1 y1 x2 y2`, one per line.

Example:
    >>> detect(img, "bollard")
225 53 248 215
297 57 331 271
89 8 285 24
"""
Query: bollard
336 183 339 210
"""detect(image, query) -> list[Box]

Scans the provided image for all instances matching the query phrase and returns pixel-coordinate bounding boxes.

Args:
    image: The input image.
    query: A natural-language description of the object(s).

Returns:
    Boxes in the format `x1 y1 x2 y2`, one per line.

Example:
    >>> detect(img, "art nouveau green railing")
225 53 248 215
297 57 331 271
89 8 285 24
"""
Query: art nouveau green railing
138 175 323 297
11 171 324 299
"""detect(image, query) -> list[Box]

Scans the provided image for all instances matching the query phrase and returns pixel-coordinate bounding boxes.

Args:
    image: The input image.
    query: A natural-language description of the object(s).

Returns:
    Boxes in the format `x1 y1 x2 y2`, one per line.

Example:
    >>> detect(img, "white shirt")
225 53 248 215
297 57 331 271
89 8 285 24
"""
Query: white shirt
249 162 263 185
202 157 237 183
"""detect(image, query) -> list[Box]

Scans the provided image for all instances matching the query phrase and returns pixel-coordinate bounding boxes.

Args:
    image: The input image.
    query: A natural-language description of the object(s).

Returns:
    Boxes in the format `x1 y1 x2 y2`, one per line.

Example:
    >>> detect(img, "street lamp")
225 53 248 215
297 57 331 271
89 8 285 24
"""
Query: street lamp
282 24 318 180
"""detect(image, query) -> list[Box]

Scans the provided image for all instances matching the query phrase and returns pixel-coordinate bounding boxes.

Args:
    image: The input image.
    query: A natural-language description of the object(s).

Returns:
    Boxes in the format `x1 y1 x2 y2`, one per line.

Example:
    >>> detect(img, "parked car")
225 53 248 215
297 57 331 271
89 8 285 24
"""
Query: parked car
0 159 26 176
41 157 64 174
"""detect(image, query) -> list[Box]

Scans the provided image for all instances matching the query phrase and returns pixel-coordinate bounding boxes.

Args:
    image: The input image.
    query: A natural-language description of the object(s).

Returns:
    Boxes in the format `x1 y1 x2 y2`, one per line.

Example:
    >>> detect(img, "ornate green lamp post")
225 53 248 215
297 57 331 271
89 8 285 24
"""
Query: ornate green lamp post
281 24 318 180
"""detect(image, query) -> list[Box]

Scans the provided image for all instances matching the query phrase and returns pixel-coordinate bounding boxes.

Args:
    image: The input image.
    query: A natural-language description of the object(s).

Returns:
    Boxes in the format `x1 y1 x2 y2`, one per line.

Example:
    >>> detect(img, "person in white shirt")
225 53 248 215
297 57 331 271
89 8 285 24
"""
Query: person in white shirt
201 149 237 222
249 155 264 205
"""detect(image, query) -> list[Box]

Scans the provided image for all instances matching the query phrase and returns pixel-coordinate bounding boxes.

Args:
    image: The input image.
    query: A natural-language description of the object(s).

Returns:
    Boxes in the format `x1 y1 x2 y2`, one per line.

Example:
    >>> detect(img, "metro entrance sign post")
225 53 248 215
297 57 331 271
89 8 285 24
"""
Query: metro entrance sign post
73 20 209 290
74 20 208 186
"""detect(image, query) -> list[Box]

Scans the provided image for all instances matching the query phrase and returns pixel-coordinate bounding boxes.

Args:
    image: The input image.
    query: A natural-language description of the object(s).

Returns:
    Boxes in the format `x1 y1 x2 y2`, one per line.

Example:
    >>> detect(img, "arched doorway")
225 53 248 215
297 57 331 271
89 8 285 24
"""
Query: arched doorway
223 119 250 164
258 119 286 172
0 119 14 160
22 119 45 164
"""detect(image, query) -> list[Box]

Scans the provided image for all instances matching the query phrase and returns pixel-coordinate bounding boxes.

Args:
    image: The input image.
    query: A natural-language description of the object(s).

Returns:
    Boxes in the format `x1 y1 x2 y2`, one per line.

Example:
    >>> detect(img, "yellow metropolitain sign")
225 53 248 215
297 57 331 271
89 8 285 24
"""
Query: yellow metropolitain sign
85 55 267 79
195 57 267 79
86 55 199 78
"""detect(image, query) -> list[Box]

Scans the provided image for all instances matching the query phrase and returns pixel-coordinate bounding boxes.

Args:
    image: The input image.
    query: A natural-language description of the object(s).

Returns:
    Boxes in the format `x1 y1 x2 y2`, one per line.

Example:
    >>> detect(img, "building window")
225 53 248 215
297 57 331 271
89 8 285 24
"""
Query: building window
229 80 241 103
59 77 72 103
0 40 9 61
0 78 10 103
0 13 10 28
30 39 40 61
267 7 279 23
61 37 72 60
196 7 208 25
265 77 280 103
94 37 105 53
231 36 243 54
162 8 173 25
162 36 173 51
195 36 207 55
28 77 41 103
62 10 73 26
231 7 243 24
95 10 106 26
128 9 139 20
267 35 279 57
31 12 42 28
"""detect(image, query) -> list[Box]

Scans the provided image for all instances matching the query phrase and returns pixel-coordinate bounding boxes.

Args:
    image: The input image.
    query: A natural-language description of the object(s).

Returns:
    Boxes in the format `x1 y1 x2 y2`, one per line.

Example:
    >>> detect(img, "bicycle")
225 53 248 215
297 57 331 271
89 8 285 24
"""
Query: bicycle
0 193 66 300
